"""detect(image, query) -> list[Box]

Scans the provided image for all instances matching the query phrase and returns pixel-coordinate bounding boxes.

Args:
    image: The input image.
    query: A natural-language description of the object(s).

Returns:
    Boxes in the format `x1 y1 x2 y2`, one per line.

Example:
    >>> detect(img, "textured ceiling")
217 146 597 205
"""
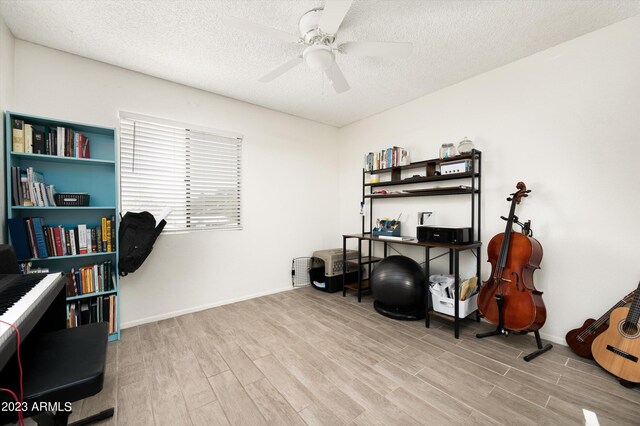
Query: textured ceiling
1 0 639 127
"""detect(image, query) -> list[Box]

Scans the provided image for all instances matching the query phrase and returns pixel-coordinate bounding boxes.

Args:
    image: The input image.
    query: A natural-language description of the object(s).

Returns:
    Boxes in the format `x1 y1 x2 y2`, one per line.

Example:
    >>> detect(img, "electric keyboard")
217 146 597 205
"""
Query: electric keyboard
0 273 65 370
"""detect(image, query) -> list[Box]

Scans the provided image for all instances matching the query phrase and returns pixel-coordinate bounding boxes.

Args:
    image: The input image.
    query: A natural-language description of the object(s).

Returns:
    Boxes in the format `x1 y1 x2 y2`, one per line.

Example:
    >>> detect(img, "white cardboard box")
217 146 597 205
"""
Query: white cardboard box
431 291 478 318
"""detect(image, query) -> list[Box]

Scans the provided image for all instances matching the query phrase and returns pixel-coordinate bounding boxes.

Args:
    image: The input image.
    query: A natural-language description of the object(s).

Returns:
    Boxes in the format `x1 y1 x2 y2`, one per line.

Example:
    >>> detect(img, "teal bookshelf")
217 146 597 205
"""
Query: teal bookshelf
5 111 120 341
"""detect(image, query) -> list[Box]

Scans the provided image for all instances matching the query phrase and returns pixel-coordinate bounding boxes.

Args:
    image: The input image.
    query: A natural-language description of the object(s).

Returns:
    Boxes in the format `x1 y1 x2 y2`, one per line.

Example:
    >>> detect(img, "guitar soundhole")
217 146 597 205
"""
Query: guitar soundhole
619 321 640 338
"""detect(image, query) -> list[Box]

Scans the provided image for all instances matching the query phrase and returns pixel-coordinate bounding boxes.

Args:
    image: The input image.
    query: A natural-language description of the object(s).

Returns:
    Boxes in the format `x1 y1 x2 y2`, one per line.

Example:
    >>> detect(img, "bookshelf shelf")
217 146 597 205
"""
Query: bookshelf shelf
365 189 479 198
19 252 116 262
11 152 115 166
67 289 118 301
11 206 117 210
365 172 479 187
5 111 120 340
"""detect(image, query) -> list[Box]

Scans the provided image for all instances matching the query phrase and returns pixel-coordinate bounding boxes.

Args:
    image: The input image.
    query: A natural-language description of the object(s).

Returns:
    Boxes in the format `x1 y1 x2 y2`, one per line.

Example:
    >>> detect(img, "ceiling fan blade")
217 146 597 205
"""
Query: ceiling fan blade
319 0 354 35
259 56 303 82
224 16 301 44
325 62 350 94
339 41 413 58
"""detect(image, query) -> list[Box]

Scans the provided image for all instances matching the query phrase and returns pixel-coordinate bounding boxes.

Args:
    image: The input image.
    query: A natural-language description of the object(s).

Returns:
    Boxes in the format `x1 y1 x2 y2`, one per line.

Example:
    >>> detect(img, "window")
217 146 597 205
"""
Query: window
119 112 242 233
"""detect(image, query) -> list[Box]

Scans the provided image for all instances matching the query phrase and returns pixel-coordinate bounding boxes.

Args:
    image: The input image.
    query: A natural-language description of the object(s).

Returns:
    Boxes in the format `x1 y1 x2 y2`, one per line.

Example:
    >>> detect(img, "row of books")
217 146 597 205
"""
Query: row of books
67 295 117 334
65 261 116 297
7 217 116 261
364 147 410 171
12 118 91 158
10 166 56 207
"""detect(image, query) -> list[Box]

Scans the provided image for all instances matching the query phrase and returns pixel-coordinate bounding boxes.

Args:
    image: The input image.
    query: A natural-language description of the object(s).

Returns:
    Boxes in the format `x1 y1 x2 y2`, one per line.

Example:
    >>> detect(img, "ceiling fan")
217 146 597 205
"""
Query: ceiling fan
224 0 412 94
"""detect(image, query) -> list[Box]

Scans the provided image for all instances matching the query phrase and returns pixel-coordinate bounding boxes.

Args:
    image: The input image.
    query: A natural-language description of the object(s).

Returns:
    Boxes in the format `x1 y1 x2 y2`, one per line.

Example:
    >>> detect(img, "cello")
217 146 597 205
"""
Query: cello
477 182 548 332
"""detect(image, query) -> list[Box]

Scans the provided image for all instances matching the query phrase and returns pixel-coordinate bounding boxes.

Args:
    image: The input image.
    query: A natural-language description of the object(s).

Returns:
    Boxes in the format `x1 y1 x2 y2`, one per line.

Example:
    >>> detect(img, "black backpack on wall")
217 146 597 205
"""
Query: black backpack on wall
118 211 166 276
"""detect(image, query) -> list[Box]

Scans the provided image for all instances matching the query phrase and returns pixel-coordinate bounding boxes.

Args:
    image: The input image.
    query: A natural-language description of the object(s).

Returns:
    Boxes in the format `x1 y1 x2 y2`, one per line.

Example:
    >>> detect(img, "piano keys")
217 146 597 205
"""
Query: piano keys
0 273 65 371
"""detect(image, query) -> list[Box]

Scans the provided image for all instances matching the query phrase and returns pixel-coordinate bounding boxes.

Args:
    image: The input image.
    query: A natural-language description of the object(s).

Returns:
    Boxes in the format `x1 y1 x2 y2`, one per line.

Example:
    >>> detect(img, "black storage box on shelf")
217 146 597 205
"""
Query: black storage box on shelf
310 248 360 293
54 193 90 206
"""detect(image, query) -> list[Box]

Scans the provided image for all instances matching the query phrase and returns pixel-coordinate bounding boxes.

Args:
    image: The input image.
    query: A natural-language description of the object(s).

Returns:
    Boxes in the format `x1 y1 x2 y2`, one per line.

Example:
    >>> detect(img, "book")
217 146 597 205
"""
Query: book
102 297 110 326
11 167 19 206
86 228 92 254
46 185 56 206
91 228 98 253
27 167 46 206
39 183 49 206
44 226 54 257
12 119 25 152
53 226 64 257
104 261 112 291
24 219 37 257
101 218 107 251
80 302 90 325
65 273 76 297
93 264 99 292
33 130 45 154
19 169 30 206
398 147 410 166
377 235 414 241
60 227 67 255
68 304 76 328
69 229 77 255
90 300 97 324
110 296 116 333
8 218 32 260
57 127 64 157
14 167 23 206
64 229 72 255
110 215 116 252
79 133 90 158
31 217 49 258
66 129 72 157
77 224 88 254
24 124 33 153
106 218 112 252
74 269 82 295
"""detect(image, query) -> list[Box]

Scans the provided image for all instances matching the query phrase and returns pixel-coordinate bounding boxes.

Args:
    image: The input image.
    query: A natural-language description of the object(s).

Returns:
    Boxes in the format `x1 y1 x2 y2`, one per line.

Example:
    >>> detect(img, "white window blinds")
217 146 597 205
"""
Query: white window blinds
119 112 242 233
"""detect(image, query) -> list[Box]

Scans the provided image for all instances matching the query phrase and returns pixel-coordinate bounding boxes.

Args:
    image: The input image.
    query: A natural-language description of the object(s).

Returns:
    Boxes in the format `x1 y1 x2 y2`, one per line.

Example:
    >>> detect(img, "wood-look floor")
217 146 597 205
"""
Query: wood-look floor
41 286 640 425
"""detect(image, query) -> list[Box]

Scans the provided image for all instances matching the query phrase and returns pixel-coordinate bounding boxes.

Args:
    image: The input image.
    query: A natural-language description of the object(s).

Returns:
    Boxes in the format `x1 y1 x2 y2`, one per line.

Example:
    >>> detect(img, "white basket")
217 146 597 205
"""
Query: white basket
431 291 478 318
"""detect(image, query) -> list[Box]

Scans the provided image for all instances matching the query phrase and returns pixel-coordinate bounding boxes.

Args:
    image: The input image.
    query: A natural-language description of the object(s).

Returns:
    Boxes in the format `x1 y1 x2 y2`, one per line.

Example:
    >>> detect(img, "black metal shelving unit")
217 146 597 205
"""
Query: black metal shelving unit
343 149 482 338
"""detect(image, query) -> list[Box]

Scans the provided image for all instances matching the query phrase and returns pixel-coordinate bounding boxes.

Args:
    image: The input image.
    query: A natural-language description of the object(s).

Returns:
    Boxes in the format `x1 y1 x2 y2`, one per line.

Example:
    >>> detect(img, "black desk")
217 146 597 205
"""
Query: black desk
342 233 482 338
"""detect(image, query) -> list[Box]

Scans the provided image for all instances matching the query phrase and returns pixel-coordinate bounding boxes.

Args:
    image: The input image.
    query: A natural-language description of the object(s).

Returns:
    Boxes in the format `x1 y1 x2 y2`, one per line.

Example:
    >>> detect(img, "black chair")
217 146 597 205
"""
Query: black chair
0 245 113 426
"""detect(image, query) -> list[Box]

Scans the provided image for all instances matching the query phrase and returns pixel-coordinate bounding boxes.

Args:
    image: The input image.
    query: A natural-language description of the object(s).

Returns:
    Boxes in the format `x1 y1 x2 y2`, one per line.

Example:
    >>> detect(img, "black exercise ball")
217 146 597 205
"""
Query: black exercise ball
370 255 426 320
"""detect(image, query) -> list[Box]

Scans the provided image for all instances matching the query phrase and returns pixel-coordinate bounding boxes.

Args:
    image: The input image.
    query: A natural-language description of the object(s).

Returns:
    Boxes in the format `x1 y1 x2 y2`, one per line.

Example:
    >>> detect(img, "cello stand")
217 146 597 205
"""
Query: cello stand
476 295 506 339
476 294 553 362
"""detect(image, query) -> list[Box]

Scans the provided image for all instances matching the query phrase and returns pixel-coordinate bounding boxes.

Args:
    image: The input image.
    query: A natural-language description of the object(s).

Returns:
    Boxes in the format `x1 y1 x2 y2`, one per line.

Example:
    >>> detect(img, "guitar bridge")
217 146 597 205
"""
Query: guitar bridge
606 345 639 362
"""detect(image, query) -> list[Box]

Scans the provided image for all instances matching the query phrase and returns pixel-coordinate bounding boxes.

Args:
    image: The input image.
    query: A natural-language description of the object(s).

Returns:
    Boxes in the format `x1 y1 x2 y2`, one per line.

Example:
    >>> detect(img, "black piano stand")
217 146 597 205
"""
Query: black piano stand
476 294 553 362
32 408 114 426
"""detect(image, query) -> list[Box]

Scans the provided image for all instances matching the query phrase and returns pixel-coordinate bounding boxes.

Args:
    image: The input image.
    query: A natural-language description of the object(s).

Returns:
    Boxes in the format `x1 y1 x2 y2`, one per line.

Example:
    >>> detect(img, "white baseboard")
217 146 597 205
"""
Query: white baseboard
120 286 293 329
538 331 567 346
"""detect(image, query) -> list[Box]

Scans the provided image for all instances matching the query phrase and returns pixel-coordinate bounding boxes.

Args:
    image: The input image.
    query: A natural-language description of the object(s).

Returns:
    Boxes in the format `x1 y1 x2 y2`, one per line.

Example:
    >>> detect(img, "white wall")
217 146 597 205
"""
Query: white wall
12 41 339 327
338 15 640 344
0 15 15 243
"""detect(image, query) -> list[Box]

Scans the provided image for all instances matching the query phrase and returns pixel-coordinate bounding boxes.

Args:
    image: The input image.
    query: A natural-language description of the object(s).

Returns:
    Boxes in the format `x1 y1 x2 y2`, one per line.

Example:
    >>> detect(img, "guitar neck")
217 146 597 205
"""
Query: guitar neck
589 300 628 331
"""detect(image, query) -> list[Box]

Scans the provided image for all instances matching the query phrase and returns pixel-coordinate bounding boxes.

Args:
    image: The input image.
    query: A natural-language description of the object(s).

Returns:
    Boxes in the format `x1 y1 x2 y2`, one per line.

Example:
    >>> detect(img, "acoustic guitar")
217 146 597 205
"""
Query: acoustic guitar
592 281 640 383
565 290 637 359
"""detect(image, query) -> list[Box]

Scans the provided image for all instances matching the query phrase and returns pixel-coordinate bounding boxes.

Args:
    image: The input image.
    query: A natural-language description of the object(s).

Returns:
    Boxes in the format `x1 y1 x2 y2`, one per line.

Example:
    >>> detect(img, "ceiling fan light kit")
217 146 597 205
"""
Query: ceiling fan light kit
303 45 335 72
224 0 413 93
